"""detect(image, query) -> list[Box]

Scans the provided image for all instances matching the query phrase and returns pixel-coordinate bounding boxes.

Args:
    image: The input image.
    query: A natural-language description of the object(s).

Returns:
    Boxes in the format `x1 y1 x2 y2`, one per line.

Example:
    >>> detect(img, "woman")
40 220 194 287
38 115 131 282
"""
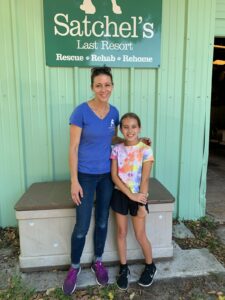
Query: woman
63 66 120 295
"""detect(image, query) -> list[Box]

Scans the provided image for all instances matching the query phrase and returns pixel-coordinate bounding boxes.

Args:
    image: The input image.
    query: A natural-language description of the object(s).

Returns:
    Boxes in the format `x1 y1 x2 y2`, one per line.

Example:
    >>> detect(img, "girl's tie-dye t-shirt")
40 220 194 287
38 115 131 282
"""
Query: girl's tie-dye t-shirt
110 141 154 193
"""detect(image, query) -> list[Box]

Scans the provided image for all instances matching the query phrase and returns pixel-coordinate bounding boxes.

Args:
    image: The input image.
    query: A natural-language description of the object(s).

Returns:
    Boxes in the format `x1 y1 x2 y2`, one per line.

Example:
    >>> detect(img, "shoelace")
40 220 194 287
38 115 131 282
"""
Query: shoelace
145 266 154 277
119 267 129 277
95 261 107 274
95 261 103 270
68 268 78 280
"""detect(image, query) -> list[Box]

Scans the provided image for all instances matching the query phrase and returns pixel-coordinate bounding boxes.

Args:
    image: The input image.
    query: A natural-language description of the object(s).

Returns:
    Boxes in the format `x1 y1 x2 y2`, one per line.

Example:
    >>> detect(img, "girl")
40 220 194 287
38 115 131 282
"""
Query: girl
110 113 157 290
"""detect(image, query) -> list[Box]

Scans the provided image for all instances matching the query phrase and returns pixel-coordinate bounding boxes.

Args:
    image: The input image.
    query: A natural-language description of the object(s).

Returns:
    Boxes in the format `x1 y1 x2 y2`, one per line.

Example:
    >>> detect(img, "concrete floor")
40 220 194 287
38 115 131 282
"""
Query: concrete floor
19 248 225 291
206 143 225 224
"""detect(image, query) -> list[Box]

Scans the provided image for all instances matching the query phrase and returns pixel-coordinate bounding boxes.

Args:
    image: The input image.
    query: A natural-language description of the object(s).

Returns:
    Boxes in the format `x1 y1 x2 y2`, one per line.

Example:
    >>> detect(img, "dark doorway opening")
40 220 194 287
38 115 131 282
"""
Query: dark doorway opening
206 37 225 223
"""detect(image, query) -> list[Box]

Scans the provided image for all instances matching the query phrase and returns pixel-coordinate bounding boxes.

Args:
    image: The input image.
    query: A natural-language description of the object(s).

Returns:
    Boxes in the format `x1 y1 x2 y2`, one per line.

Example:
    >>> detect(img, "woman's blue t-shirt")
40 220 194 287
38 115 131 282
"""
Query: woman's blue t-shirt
69 102 119 174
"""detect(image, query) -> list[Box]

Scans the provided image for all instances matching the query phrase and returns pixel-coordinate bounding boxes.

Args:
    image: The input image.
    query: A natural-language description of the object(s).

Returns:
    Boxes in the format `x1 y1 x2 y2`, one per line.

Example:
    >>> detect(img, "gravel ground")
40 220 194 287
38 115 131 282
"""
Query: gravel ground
116 275 225 300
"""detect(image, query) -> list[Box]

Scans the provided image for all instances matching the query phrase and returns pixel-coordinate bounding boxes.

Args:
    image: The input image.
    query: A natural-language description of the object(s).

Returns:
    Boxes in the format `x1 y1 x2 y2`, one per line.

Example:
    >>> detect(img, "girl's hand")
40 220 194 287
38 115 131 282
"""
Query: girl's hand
130 193 147 204
71 181 83 205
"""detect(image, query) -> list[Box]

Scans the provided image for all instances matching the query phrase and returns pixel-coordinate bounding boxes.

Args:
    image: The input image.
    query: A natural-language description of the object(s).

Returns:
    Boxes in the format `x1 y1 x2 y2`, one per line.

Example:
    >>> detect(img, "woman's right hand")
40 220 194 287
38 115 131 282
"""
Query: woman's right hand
71 181 83 205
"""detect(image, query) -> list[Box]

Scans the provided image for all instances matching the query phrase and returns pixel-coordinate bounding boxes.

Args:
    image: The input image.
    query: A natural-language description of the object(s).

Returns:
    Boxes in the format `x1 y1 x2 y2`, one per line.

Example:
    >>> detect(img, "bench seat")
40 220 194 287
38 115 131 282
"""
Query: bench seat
15 178 174 271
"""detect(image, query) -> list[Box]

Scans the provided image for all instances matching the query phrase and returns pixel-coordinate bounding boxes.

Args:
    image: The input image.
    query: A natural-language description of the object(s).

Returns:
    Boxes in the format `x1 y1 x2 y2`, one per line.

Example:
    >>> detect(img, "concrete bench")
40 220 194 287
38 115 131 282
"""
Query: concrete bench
15 178 174 271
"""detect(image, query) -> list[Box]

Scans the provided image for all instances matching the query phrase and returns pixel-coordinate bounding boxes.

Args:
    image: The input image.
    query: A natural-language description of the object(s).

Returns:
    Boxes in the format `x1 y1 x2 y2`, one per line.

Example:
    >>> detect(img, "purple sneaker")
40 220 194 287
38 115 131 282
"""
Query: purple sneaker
62 266 81 295
91 261 109 285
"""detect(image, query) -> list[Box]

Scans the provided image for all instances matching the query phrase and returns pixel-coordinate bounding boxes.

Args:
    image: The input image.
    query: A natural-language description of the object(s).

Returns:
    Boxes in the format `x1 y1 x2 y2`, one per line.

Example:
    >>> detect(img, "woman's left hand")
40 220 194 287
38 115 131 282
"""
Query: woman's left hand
140 137 151 146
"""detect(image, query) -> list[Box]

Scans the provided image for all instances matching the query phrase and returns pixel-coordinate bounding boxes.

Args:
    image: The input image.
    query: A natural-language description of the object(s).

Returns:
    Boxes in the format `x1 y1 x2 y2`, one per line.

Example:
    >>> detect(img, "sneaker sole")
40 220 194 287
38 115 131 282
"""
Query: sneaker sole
116 283 129 291
62 267 81 295
91 266 108 286
138 269 157 287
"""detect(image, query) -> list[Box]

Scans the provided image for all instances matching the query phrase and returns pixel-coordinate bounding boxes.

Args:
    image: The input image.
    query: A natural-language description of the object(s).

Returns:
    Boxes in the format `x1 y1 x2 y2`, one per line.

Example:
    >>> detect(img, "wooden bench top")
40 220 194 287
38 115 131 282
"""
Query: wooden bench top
15 178 174 211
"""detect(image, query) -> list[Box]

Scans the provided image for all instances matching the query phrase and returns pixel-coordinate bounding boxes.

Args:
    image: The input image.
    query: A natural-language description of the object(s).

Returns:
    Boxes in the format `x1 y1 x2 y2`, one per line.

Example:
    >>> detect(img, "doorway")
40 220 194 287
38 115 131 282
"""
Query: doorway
206 37 225 223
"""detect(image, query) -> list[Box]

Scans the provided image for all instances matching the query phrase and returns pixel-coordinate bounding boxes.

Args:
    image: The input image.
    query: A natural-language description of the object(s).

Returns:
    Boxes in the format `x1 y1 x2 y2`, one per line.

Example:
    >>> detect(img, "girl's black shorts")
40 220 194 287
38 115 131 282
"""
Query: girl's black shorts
111 189 149 216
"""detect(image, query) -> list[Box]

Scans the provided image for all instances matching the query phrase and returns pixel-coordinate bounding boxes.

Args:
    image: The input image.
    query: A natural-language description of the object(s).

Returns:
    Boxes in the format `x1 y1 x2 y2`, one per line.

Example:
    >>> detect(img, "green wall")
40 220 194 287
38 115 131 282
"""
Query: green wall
215 0 225 35
0 0 219 226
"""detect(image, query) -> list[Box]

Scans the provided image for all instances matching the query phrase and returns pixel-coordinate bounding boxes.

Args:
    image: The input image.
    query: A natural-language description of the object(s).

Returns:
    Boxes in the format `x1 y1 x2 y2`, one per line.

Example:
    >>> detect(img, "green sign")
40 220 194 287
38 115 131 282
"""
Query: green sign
43 0 162 68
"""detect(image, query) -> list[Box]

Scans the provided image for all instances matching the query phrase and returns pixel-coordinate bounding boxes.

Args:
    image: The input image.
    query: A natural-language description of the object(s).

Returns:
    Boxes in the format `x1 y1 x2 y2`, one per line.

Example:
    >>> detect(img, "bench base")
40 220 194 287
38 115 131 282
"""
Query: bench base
16 203 174 271
15 179 174 271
